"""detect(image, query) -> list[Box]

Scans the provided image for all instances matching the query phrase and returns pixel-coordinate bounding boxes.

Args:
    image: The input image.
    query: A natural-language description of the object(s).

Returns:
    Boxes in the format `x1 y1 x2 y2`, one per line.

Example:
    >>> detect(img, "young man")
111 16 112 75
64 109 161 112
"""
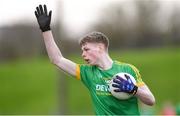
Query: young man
35 5 155 115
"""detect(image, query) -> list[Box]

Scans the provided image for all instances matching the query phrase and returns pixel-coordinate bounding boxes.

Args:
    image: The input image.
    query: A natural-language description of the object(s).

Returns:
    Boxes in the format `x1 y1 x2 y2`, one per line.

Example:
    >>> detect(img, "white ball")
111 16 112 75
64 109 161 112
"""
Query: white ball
109 72 136 100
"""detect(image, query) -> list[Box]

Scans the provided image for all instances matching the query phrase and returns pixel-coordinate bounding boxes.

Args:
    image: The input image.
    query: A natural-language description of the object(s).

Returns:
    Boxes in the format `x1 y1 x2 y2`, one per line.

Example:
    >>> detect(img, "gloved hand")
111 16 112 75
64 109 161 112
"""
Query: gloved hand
112 74 138 95
35 4 52 32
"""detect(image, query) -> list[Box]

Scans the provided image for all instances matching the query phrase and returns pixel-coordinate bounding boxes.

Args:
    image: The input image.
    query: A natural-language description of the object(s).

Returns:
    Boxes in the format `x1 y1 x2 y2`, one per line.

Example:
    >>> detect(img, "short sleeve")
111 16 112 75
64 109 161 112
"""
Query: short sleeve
128 64 145 87
76 64 81 80
76 64 92 88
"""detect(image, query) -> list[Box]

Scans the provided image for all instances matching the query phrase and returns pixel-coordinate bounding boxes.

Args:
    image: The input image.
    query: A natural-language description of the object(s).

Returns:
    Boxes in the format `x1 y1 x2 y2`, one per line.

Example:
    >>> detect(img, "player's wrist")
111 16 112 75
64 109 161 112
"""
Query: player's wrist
131 85 138 95
41 26 51 32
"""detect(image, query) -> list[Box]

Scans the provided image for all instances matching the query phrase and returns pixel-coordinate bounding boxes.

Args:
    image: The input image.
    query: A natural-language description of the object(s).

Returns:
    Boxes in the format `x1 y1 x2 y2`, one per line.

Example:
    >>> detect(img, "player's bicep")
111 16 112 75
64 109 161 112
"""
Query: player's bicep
54 57 77 77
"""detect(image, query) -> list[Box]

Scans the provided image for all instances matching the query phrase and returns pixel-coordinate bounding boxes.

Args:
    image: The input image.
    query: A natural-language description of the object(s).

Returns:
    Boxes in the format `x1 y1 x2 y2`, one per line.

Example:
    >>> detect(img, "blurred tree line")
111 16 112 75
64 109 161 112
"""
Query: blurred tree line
92 0 180 49
0 0 180 62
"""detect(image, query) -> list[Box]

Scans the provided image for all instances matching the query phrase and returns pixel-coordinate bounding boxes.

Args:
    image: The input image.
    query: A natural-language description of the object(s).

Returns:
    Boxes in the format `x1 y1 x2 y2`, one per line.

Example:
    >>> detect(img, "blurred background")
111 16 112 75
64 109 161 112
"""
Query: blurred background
0 0 180 115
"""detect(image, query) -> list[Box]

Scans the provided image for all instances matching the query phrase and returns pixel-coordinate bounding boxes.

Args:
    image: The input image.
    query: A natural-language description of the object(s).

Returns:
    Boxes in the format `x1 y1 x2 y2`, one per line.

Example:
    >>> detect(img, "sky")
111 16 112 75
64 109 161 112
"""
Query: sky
62 0 121 36
0 0 120 36
0 0 179 37
0 0 57 26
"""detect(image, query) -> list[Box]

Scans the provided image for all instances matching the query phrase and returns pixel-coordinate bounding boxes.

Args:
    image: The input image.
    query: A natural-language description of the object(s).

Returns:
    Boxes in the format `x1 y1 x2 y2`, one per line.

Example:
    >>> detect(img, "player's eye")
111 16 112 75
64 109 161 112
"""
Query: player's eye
84 48 89 51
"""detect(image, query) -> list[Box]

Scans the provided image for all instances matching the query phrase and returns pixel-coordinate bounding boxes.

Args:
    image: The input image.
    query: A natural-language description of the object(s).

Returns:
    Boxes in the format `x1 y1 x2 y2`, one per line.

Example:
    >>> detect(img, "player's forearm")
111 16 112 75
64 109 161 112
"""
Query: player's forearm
42 30 63 64
135 85 155 106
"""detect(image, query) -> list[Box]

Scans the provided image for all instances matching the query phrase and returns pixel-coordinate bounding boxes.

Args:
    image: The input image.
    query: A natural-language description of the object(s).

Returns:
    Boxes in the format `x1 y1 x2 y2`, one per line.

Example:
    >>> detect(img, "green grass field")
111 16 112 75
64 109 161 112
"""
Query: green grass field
0 47 179 114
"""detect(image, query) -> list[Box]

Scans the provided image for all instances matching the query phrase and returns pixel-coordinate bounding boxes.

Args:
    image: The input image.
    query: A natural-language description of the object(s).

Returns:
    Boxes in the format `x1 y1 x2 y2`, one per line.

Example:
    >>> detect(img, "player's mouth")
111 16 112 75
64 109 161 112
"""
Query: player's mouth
84 59 90 64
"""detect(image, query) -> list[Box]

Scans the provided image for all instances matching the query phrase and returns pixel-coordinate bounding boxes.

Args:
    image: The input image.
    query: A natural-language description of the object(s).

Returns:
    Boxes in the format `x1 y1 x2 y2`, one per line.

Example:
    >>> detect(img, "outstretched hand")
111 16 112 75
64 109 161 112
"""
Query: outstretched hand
35 4 52 32
112 74 138 95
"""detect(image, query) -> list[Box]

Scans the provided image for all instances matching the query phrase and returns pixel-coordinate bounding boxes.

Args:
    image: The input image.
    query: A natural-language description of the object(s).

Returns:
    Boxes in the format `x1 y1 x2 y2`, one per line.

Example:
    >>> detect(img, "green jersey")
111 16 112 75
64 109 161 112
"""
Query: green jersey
76 61 144 115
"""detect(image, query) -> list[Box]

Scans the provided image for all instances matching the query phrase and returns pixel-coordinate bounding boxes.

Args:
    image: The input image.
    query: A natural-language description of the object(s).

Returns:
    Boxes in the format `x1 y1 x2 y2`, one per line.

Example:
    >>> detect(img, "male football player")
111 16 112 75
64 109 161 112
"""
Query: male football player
34 4 155 115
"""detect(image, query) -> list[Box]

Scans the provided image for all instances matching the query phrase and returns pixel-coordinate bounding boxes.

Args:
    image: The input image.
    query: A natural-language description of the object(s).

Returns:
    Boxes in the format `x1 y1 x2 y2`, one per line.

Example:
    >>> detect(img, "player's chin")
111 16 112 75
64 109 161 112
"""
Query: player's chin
86 61 92 65
87 61 94 65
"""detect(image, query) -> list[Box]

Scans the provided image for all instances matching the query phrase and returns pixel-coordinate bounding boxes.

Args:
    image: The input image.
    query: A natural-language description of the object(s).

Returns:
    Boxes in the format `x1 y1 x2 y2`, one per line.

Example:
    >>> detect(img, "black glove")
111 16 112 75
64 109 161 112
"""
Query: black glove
35 4 52 32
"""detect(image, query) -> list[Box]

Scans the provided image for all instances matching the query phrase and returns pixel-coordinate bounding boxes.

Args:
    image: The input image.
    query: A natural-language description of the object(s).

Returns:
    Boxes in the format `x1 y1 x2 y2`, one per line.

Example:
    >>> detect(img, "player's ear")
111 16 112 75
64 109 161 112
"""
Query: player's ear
98 43 105 52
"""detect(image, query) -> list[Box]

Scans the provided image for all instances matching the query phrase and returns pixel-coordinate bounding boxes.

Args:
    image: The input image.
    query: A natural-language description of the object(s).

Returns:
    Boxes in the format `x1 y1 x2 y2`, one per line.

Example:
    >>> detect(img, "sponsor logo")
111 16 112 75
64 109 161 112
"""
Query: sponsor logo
95 78 112 96
96 84 110 92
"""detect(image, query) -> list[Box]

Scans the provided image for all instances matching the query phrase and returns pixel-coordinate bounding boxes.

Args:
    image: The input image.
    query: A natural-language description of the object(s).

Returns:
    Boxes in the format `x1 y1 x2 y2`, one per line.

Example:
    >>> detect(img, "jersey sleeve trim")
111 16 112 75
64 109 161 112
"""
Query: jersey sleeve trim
128 64 144 85
136 82 145 87
76 64 81 80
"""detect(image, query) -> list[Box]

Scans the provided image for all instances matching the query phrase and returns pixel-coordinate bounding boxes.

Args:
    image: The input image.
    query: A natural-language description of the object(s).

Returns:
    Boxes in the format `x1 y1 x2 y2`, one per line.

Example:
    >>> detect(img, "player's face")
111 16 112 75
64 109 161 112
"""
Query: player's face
81 43 102 65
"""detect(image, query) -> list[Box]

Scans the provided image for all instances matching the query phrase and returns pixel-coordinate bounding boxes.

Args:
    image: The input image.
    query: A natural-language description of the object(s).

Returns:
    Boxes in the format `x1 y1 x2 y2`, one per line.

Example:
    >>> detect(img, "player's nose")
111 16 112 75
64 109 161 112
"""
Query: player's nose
82 51 86 58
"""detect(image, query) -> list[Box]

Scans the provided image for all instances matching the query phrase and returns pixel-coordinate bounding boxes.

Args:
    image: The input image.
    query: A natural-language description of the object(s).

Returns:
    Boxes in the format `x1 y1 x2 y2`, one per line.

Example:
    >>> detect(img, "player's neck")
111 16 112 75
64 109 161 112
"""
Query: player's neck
97 54 113 70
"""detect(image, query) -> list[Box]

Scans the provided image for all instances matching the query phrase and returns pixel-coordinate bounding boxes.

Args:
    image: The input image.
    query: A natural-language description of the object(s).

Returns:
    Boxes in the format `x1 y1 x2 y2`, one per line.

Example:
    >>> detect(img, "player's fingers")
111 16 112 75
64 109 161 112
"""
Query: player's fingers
113 78 121 84
114 89 122 92
39 5 43 15
44 4 47 15
49 10 52 17
35 11 39 18
36 6 41 15
112 84 120 88
124 74 130 80
116 75 125 82
124 74 132 83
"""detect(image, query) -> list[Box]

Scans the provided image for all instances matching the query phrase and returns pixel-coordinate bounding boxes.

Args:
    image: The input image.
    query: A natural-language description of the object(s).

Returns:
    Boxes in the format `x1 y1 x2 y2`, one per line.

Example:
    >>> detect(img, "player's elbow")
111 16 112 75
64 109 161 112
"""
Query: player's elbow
50 59 56 65
49 55 62 64
50 58 61 65
147 100 155 106
147 95 156 106
151 97 156 106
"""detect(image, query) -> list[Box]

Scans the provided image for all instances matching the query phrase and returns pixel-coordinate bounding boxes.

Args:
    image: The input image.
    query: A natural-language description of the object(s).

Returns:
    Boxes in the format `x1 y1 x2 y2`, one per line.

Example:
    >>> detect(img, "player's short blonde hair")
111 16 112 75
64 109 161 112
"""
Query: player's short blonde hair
79 31 109 49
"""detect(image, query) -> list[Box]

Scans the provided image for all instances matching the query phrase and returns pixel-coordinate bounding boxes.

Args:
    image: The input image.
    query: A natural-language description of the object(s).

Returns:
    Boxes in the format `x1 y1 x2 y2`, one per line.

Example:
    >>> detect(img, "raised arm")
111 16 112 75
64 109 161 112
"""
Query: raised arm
34 4 77 76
